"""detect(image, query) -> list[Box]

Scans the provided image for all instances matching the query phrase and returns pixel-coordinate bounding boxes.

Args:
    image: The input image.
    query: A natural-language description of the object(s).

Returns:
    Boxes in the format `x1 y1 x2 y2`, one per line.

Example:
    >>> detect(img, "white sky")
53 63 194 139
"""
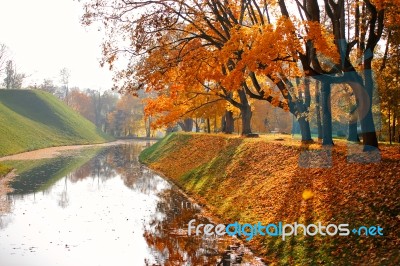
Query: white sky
0 0 113 91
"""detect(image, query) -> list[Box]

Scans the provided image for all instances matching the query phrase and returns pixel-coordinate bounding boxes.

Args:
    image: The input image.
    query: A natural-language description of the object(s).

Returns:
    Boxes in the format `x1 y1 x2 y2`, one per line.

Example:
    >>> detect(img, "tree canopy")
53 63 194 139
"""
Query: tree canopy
82 0 400 146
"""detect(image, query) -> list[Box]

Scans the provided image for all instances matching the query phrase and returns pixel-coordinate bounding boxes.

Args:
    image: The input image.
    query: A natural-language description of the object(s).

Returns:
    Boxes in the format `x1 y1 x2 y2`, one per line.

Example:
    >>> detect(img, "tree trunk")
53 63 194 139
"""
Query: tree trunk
298 116 312 142
321 82 334 145
388 108 392 144
315 82 323 140
145 116 151 138
392 113 396 144
238 89 252 135
222 110 234 134
178 118 194 132
397 117 400 143
348 122 360 142
184 118 193 132
348 105 360 142
240 104 252 135
294 101 312 142
359 69 378 148
206 118 211 133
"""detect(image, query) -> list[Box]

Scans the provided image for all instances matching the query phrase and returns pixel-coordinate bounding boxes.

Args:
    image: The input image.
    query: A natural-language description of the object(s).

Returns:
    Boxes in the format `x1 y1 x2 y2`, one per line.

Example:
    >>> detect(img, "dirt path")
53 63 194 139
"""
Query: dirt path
0 140 129 162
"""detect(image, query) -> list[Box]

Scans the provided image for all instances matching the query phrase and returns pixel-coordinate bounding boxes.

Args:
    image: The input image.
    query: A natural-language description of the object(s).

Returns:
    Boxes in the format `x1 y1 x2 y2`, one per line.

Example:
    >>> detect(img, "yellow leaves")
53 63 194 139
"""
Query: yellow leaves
304 21 340 65
271 96 281 108
302 189 314 200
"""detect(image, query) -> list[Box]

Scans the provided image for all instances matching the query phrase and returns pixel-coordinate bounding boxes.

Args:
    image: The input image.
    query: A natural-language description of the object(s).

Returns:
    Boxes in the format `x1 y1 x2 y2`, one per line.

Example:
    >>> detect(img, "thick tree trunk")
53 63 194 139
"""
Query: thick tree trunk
348 105 360 142
238 88 253 135
206 118 211 133
194 119 200 132
222 110 234 134
294 101 312 142
348 122 360 142
240 104 252 135
321 82 334 145
298 117 312 142
359 69 378 148
178 118 194 132
184 118 193 132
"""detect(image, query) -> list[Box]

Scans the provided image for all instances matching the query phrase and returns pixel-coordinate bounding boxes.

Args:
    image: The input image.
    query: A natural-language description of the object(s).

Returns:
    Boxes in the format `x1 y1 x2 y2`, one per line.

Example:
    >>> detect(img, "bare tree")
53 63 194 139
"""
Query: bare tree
39 78 57 93
60 67 71 104
3 60 26 89
0 43 9 76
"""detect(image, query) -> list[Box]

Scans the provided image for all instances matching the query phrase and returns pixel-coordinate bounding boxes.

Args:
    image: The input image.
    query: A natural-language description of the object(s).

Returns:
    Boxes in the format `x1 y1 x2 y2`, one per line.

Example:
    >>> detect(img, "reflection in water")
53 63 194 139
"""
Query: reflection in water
0 142 263 265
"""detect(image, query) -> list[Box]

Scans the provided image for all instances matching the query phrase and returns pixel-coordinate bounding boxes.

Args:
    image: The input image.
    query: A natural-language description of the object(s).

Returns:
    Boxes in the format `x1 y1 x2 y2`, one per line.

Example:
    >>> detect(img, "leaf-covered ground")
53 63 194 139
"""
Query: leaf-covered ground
140 133 400 265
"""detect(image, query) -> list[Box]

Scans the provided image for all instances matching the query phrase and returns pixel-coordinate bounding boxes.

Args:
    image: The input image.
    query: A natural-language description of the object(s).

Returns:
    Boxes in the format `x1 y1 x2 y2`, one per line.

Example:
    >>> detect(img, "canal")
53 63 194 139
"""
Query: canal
0 141 264 266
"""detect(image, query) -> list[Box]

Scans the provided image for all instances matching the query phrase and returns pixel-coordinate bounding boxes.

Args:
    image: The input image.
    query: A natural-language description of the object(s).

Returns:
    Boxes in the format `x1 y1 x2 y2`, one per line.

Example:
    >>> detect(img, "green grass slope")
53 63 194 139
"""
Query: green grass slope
0 90 111 157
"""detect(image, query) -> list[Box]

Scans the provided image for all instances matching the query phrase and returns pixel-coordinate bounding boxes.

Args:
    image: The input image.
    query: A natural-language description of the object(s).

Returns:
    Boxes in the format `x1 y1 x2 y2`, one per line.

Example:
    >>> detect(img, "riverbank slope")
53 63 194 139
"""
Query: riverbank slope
140 133 399 265
0 90 112 158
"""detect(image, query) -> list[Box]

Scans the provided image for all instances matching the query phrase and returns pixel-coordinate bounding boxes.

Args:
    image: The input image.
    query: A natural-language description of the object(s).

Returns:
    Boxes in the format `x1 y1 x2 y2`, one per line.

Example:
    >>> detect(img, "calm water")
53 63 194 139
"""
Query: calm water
0 142 263 266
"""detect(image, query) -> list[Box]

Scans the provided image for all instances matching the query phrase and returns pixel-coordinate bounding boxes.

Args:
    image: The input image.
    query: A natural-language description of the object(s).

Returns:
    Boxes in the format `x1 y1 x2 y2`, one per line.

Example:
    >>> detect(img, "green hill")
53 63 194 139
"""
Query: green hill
0 89 112 157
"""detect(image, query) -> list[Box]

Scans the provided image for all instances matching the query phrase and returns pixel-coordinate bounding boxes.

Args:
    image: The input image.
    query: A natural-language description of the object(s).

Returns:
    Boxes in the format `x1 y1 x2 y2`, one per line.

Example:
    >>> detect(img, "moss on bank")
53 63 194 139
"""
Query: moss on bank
140 132 400 265
0 164 12 177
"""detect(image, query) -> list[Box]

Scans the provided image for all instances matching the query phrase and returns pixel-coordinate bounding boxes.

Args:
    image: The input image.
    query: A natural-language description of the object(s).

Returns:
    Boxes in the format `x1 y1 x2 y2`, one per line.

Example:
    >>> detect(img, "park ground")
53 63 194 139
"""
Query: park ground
140 132 400 265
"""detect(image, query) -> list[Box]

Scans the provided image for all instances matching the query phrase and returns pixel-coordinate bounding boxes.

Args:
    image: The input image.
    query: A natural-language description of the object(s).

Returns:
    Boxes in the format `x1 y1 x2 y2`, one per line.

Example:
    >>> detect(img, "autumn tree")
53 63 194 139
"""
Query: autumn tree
82 0 398 145
276 0 399 148
375 39 400 143
68 89 96 123
88 90 119 133
82 0 264 135
108 94 146 137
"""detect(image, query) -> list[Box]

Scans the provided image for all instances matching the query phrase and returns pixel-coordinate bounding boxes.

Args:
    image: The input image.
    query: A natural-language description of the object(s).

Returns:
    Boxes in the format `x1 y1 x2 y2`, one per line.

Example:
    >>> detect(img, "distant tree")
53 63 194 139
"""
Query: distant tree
59 67 71 104
108 94 145 137
0 43 9 76
3 60 14 89
85 89 119 132
3 60 25 89
69 89 96 123
39 78 57 94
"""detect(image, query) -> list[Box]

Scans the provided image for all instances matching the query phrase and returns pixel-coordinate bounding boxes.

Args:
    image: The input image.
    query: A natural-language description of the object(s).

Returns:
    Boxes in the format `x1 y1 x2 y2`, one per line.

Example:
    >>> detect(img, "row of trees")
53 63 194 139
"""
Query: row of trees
82 0 400 147
47 87 153 138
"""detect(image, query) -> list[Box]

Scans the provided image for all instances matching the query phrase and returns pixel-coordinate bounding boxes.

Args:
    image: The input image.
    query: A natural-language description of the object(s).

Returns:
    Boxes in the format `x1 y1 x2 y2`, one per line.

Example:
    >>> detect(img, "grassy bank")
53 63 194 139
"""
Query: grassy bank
0 89 112 157
140 133 400 265
0 164 12 177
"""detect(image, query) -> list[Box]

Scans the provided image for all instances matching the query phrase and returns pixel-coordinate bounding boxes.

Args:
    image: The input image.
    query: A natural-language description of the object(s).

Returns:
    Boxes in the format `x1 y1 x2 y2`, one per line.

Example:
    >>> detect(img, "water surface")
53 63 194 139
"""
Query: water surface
0 142 263 265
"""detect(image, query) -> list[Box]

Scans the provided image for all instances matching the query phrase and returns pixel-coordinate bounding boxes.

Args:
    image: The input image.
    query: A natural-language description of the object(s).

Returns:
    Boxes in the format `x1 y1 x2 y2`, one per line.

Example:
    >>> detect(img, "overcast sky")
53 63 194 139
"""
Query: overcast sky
0 0 113 91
